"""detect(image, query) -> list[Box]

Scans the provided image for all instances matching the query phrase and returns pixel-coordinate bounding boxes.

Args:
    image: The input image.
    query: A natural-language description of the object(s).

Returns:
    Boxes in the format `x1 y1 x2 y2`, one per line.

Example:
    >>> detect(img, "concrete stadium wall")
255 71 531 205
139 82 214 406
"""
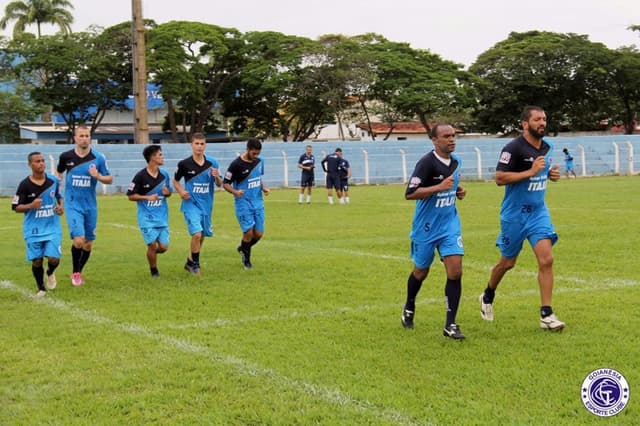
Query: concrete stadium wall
1 135 639 196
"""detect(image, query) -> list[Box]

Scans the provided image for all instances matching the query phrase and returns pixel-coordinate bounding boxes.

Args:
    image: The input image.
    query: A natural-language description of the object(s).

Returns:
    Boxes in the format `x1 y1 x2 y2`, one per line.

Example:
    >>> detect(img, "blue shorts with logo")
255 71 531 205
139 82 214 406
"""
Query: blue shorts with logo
496 211 558 258
183 211 213 237
66 206 97 240
411 233 464 270
140 226 170 246
236 207 265 234
26 237 62 261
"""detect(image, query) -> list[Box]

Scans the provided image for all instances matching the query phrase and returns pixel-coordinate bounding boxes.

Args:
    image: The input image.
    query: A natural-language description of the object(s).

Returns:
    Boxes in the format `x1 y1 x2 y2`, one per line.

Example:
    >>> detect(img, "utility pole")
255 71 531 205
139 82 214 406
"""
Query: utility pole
132 0 149 143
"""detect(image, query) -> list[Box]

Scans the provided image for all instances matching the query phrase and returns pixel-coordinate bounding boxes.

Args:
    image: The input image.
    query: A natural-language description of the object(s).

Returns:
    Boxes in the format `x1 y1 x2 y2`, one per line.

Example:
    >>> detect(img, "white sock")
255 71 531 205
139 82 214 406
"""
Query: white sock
299 194 303 203
328 196 334 204
306 195 311 203
345 196 350 203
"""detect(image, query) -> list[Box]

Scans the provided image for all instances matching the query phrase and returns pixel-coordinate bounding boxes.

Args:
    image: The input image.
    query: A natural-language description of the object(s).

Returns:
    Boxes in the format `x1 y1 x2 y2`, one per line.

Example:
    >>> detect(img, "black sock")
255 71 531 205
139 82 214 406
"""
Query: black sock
150 267 159 276
241 240 251 256
249 237 260 247
191 252 200 264
79 249 91 271
483 286 496 303
541 306 553 318
32 265 45 291
405 273 423 311
71 246 82 273
46 261 59 276
445 278 462 326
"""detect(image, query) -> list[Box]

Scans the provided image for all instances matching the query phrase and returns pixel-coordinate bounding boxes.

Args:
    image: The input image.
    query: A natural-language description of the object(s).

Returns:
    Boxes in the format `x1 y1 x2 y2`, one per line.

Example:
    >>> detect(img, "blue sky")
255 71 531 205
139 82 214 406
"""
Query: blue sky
2 0 639 67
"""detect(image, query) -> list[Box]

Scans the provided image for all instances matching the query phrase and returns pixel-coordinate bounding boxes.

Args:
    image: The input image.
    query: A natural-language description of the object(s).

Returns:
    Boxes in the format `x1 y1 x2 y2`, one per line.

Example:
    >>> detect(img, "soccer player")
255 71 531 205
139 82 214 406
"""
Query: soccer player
479 105 565 331
401 123 466 340
57 125 113 286
338 153 351 204
321 148 343 204
562 148 577 178
127 145 172 277
173 132 222 276
223 138 270 270
297 144 315 204
12 152 64 297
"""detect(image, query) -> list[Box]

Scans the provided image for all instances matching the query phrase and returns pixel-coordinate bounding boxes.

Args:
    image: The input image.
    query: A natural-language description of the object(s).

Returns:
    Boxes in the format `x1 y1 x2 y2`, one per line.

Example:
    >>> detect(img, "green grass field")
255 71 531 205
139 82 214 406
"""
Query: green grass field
1 176 639 425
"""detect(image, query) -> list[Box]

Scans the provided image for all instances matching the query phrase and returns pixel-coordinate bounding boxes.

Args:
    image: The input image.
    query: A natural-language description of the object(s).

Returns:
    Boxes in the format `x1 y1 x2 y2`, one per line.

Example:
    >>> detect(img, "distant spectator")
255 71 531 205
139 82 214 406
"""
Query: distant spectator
338 154 351 204
562 148 577 178
297 145 315 204
321 148 343 204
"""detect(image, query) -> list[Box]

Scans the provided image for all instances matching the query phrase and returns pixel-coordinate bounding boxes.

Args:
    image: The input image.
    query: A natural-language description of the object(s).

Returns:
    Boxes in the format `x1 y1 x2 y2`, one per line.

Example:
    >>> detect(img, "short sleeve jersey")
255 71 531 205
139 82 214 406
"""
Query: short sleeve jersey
406 151 462 243
12 173 63 242
174 155 219 215
338 158 350 179
496 136 554 220
56 148 110 210
223 156 265 212
298 153 315 177
321 153 340 174
127 168 171 228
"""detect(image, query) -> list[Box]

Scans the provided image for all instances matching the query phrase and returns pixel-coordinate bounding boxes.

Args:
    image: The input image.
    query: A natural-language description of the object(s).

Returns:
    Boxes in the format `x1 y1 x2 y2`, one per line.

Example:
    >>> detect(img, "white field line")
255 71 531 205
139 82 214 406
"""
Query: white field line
0 280 425 426
106 222 640 330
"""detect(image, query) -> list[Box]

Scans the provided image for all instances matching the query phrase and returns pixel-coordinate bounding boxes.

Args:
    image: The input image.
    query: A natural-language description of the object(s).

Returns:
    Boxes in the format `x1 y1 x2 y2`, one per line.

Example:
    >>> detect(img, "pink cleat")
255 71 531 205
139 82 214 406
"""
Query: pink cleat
71 272 84 286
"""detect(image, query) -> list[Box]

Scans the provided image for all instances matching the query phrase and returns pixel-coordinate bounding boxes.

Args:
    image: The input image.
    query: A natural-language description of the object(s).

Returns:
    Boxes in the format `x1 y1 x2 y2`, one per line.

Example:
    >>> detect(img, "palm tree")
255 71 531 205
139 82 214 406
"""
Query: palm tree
0 0 74 38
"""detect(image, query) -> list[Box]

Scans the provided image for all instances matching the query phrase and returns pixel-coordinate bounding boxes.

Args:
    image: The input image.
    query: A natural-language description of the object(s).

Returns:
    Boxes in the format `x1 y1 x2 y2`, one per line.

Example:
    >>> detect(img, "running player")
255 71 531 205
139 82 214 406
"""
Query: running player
12 152 64 296
56 125 112 286
479 105 565 331
127 145 172 277
173 132 222 276
401 123 466 340
223 138 270 270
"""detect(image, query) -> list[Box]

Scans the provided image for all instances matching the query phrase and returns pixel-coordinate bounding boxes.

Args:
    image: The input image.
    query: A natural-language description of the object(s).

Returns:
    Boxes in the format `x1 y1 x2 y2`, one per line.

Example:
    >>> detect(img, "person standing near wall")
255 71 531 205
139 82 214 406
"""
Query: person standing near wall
321 148 343 204
298 145 315 204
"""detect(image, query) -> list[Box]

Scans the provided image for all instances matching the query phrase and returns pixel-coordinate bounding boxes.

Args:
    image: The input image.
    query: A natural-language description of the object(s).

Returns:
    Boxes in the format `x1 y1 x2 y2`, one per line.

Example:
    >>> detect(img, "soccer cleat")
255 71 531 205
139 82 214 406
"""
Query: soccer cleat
184 260 201 275
479 294 494 321
401 309 414 329
540 314 565 331
443 323 465 340
46 273 57 290
237 246 252 270
35 290 47 298
151 271 160 278
71 272 83 287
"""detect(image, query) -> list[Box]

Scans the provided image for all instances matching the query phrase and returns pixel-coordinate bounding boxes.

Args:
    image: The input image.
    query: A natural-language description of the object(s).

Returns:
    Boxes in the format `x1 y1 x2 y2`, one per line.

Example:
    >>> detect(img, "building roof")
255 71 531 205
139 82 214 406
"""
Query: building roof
357 121 429 135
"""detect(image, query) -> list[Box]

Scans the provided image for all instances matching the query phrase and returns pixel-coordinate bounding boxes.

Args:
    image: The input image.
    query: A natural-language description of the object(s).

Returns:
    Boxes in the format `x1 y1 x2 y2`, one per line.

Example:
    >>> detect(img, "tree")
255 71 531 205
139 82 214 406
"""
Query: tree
469 31 613 134
0 0 74 38
147 21 244 142
607 46 640 134
370 39 475 133
13 28 133 136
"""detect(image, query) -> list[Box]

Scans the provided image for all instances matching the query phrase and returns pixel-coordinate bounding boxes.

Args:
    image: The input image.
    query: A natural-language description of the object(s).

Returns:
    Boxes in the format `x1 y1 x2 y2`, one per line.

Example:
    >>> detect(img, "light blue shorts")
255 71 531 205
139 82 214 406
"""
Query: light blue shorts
26 237 62 261
140 226 170 246
411 234 464 270
183 211 213 237
66 206 97 240
496 212 558 258
236 208 265 234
